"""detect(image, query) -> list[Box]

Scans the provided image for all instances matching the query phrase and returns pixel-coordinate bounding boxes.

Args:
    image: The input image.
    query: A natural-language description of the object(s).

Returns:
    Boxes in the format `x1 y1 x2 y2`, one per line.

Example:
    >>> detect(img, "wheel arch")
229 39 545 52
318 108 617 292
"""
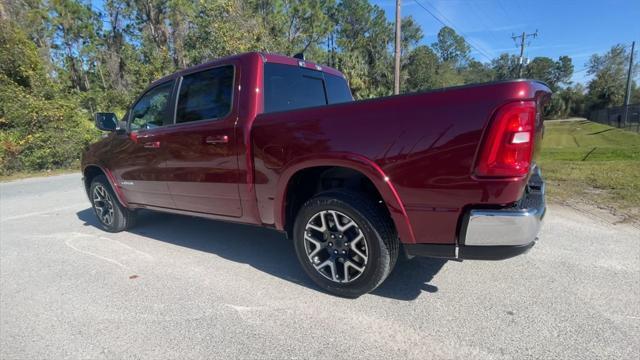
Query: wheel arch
275 153 415 244
82 164 129 207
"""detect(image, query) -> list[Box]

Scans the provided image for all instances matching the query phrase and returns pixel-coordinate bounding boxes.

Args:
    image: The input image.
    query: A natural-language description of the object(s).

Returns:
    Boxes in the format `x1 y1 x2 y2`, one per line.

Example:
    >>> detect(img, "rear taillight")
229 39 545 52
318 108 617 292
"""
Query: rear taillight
475 101 536 178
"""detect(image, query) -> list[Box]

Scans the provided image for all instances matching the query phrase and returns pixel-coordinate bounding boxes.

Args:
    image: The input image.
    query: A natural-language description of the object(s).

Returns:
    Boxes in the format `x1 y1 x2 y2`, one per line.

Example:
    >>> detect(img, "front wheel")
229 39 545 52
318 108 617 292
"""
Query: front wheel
89 175 136 232
293 191 399 298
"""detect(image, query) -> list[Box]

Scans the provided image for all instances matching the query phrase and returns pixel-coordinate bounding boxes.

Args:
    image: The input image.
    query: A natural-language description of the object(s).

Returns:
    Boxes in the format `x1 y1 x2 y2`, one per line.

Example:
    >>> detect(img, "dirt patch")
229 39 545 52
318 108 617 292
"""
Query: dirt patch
548 197 639 229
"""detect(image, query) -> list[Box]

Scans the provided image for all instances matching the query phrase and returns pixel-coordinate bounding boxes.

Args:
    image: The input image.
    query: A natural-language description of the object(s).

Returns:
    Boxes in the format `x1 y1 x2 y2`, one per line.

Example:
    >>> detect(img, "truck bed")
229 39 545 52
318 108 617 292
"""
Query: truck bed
251 80 551 244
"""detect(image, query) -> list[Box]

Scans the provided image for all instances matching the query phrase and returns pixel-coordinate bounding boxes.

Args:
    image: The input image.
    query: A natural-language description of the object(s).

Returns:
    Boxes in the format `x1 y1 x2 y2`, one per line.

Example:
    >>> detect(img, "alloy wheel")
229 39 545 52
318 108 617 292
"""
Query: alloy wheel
92 184 115 226
304 210 369 283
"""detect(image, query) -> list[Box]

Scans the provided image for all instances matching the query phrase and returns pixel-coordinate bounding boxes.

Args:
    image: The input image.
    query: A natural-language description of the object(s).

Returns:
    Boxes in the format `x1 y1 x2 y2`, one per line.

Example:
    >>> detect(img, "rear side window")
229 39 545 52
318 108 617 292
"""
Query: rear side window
325 73 353 104
176 65 234 123
264 63 327 113
263 63 353 113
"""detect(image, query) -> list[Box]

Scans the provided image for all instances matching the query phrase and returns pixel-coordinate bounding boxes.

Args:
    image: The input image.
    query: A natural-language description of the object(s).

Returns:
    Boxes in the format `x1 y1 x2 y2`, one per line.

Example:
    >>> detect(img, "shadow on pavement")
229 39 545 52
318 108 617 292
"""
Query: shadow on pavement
77 208 446 301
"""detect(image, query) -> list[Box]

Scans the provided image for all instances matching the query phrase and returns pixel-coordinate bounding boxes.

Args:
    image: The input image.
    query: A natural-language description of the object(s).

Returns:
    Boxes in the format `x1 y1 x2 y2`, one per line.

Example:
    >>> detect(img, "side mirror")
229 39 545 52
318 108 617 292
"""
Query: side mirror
95 112 118 132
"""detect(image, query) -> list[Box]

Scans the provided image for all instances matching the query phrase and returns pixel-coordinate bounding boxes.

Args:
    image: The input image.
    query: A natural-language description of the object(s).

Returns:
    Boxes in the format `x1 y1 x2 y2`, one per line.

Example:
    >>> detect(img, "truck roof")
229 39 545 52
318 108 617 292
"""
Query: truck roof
259 53 345 78
150 52 345 87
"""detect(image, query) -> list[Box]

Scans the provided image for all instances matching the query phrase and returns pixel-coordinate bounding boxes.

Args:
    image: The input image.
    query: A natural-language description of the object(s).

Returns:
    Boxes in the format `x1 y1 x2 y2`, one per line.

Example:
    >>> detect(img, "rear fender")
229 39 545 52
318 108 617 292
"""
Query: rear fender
275 153 416 244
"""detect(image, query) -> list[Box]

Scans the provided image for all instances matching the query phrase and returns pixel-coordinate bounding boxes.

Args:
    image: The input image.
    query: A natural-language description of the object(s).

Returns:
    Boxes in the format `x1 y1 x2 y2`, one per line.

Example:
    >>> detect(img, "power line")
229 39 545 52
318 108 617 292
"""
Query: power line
413 0 494 61
468 0 502 46
411 0 494 62
496 0 511 19
427 3 502 62
418 2 497 62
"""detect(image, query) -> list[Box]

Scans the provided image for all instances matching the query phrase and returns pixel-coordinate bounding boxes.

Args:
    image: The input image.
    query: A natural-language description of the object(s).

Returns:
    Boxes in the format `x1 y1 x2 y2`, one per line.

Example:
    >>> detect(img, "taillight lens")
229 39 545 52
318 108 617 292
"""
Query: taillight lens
475 101 536 177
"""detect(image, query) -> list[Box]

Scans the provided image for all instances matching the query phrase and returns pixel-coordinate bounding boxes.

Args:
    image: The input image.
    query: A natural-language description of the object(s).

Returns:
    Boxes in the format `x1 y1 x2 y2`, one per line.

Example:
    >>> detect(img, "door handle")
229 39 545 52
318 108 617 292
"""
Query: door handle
143 141 160 148
205 135 229 144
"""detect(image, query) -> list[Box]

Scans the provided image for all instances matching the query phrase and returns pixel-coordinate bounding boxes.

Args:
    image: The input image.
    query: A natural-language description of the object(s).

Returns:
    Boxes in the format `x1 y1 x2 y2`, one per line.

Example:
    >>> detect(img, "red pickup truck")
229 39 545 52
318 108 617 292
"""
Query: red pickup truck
83 52 549 297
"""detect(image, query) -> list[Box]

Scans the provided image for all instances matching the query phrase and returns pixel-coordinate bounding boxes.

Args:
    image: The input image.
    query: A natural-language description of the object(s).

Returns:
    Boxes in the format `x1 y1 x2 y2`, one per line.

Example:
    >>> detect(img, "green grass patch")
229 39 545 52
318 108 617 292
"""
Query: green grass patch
539 119 640 215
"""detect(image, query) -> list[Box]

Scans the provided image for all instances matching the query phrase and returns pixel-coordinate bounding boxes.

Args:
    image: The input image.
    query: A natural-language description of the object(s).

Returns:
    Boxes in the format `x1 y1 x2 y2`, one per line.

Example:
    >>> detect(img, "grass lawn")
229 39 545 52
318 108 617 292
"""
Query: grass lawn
538 119 640 220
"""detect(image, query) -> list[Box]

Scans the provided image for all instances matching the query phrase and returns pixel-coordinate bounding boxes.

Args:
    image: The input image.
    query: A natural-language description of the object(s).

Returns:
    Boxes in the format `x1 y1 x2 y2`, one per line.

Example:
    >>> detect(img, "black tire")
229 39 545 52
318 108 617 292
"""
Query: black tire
293 190 399 298
89 175 135 232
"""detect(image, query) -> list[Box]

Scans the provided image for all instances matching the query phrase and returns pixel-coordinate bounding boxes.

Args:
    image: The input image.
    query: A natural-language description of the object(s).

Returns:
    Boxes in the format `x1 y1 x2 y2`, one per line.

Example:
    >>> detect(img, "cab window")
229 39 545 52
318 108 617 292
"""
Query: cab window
130 81 173 131
176 66 234 123
264 63 352 113
264 63 327 113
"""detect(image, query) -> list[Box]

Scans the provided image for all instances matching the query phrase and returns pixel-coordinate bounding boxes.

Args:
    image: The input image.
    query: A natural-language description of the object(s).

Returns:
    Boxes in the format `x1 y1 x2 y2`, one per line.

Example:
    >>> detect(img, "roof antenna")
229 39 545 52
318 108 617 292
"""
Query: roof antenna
293 52 305 60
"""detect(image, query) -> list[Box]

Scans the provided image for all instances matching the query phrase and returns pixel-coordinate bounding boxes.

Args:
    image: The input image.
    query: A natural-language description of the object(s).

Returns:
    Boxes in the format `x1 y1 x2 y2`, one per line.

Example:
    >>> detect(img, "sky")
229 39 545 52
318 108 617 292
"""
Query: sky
372 0 640 84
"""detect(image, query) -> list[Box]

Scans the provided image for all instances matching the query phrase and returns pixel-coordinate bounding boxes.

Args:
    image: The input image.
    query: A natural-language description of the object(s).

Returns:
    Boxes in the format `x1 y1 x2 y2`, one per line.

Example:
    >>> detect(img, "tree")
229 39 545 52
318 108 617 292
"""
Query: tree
50 0 100 91
0 17 46 90
167 0 195 69
0 20 97 174
586 44 638 110
400 16 423 55
491 53 519 80
403 45 438 92
561 84 587 116
431 26 469 67
250 0 336 55
335 0 394 98
525 56 573 91
2 0 52 71
525 57 556 86
100 0 128 91
128 0 175 81
544 85 586 119
463 60 495 84
553 55 574 87
186 0 264 63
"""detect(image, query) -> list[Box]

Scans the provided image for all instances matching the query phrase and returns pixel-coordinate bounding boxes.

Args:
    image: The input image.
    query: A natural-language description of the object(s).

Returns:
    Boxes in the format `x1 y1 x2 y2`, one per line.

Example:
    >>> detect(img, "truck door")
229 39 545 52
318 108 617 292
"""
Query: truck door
109 80 176 208
162 64 243 217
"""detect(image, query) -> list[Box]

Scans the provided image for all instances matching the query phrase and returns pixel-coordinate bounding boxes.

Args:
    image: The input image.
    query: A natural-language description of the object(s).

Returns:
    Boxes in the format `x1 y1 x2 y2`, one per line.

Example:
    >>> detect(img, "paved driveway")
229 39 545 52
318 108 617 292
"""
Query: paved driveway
1 174 638 359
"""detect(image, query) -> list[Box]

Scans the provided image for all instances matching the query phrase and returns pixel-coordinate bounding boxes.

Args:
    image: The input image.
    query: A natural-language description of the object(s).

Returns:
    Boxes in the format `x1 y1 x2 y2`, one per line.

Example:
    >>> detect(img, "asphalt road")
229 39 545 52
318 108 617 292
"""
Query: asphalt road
1 174 639 359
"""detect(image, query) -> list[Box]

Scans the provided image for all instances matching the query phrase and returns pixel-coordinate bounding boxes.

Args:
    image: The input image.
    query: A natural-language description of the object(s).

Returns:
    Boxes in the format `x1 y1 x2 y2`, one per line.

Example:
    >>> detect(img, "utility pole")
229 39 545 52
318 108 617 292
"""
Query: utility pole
512 30 538 78
394 0 401 95
623 41 635 124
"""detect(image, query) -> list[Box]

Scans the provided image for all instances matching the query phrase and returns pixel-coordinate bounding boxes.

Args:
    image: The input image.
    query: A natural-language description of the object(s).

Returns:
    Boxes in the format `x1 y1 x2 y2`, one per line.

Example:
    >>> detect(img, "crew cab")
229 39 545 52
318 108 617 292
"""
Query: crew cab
83 52 549 297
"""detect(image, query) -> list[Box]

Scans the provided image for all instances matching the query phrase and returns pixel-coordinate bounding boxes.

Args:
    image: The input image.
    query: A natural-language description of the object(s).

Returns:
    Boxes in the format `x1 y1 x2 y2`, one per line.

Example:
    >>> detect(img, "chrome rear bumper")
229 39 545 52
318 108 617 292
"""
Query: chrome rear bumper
404 167 546 261
462 166 545 247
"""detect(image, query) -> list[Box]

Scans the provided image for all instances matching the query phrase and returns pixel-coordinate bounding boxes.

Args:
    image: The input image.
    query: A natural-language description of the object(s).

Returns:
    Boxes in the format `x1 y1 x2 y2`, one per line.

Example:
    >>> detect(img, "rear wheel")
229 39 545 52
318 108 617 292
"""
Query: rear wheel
90 175 135 232
293 190 398 298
